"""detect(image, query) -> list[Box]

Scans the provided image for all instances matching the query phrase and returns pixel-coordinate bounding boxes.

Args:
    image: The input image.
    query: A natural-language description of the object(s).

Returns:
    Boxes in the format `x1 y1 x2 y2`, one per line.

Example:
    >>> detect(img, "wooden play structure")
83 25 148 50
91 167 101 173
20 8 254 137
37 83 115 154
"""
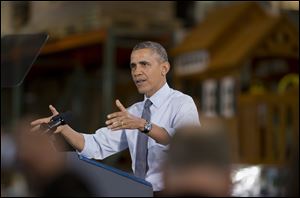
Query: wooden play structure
171 2 299 164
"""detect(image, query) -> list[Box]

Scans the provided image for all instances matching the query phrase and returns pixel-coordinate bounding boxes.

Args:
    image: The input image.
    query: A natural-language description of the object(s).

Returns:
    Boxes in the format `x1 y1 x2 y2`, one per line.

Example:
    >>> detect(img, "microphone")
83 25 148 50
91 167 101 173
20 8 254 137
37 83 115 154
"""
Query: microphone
40 111 72 135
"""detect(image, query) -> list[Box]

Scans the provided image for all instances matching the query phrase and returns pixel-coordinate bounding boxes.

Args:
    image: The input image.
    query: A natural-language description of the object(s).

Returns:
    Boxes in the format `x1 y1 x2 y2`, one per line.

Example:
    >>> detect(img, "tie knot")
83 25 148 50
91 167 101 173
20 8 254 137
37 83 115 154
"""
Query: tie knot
144 99 152 109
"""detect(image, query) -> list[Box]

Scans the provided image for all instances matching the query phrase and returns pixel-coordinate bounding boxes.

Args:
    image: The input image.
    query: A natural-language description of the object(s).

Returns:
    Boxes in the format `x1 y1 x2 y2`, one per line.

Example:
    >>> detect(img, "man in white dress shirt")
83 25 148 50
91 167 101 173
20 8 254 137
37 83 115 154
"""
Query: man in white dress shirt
31 41 200 194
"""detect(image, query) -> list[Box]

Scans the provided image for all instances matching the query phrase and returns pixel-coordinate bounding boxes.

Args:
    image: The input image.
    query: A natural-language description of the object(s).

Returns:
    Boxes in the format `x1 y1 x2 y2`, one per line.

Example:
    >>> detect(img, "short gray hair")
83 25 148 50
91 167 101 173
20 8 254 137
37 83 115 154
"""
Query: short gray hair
132 41 168 62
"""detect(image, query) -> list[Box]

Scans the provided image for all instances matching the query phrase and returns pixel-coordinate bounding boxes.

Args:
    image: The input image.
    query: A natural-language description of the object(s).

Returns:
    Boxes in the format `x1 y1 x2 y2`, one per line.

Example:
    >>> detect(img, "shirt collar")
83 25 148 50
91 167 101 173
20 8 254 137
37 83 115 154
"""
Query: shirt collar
144 83 171 109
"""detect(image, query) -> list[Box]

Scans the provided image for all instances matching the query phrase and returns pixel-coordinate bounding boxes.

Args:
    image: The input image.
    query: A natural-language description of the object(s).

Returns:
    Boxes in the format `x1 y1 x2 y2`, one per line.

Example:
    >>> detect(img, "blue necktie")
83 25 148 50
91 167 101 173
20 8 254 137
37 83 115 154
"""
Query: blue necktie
135 99 152 179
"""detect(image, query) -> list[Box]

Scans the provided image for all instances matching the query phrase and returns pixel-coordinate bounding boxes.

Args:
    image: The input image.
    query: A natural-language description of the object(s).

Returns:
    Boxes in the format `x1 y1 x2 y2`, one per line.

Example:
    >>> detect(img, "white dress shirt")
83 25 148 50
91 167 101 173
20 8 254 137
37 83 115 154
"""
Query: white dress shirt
78 83 200 191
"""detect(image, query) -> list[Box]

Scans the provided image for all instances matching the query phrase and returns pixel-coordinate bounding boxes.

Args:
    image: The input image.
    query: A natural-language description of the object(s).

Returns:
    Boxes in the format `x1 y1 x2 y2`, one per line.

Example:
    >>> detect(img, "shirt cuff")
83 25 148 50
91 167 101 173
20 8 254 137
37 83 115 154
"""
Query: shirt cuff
76 134 94 159
163 127 176 137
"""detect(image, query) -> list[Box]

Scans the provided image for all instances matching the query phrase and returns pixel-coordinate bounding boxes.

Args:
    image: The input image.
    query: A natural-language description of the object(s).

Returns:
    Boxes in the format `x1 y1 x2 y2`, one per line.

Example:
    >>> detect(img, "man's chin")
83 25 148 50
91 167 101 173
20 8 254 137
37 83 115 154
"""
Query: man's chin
137 88 147 95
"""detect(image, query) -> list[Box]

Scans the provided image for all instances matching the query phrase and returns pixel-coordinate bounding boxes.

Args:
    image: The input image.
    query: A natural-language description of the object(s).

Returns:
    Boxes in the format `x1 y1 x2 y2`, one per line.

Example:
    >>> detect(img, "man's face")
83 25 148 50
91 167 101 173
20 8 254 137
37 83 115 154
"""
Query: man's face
130 48 169 97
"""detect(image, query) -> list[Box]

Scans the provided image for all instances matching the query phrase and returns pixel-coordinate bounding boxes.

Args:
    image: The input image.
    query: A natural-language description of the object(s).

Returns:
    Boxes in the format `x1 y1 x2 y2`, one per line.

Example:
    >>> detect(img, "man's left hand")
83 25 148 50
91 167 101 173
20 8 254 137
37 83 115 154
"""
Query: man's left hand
106 99 145 131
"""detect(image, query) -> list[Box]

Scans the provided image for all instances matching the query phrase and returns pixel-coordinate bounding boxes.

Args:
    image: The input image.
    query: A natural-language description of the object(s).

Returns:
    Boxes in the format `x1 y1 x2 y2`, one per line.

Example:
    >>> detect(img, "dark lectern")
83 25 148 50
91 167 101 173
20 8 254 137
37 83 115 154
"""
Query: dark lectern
65 152 153 197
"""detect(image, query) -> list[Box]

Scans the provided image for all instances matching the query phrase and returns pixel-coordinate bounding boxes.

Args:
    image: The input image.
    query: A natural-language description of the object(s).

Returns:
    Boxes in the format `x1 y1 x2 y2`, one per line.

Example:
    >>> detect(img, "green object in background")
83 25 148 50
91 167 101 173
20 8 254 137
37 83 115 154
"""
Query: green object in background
278 73 299 94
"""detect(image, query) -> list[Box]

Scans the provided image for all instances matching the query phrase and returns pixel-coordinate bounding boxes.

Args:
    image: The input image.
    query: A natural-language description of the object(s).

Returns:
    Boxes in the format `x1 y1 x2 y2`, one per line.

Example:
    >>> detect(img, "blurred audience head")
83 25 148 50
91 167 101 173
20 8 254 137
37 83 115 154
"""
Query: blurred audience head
11 115 92 196
14 116 66 180
163 116 232 197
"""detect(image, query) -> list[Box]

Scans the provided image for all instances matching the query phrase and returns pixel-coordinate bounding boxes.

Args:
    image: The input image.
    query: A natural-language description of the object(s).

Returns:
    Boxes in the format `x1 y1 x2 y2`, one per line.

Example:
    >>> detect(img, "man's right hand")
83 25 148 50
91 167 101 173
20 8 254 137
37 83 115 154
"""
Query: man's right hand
30 105 85 152
30 105 65 134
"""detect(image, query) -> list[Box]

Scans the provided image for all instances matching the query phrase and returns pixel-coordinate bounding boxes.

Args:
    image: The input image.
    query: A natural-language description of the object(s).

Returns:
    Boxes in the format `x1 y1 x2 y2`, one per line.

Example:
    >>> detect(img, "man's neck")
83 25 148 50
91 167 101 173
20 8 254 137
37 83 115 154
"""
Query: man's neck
145 81 167 98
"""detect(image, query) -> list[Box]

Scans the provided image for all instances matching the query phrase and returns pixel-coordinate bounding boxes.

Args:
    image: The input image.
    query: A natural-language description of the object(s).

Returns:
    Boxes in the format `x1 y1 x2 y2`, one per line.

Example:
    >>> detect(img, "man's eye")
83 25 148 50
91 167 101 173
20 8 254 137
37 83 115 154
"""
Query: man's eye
141 62 149 66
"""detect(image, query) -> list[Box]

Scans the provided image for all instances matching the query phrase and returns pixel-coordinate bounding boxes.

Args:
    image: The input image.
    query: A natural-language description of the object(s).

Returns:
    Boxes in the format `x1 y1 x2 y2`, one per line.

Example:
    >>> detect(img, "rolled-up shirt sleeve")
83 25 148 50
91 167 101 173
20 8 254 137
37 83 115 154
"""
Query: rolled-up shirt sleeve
163 97 200 138
77 127 128 160
173 97 200 132
162 127 176 137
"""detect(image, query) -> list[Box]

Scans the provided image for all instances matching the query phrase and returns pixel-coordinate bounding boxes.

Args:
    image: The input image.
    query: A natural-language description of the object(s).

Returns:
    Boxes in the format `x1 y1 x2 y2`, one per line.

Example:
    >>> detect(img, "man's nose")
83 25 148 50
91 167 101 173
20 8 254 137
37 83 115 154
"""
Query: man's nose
133 65 142 76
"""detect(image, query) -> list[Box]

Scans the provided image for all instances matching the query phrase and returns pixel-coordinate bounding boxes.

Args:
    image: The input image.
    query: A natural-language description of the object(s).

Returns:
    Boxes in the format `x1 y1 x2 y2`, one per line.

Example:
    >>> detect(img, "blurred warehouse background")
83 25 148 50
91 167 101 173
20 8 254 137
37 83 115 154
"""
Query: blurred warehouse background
1 1 299 197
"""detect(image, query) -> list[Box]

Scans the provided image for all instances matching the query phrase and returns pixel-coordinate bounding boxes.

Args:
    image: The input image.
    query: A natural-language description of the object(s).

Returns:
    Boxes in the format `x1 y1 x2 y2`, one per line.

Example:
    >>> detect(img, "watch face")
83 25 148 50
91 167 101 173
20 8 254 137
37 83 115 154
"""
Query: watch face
144 121 152 133
145 123 151 130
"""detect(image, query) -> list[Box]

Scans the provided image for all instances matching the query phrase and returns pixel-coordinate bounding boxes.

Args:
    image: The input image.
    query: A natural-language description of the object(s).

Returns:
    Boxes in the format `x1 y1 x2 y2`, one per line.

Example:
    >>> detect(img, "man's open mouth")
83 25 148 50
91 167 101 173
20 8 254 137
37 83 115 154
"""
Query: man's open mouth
135 79 146 85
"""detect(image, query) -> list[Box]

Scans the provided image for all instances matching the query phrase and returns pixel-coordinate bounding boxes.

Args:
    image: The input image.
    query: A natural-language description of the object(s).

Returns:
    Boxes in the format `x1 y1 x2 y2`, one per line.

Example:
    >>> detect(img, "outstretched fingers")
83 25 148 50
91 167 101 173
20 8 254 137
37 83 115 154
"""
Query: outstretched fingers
116 100 127 112
49 104 59 115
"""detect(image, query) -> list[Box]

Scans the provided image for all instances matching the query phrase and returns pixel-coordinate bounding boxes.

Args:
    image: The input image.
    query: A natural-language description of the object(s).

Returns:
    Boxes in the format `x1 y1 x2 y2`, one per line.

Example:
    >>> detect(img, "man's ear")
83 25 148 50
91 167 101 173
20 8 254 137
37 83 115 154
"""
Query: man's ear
161 62 170 76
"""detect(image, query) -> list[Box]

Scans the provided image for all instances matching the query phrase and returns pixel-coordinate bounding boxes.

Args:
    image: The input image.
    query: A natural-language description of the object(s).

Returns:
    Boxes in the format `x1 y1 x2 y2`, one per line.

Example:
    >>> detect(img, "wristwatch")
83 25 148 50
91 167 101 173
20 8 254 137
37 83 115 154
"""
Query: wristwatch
141 120 152 134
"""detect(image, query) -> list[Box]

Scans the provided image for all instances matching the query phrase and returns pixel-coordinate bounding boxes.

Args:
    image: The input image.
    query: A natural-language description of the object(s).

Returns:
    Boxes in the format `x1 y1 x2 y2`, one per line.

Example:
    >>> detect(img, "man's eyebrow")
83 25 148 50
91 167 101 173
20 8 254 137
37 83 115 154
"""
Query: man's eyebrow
130 59 151 67
139 60 150 65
